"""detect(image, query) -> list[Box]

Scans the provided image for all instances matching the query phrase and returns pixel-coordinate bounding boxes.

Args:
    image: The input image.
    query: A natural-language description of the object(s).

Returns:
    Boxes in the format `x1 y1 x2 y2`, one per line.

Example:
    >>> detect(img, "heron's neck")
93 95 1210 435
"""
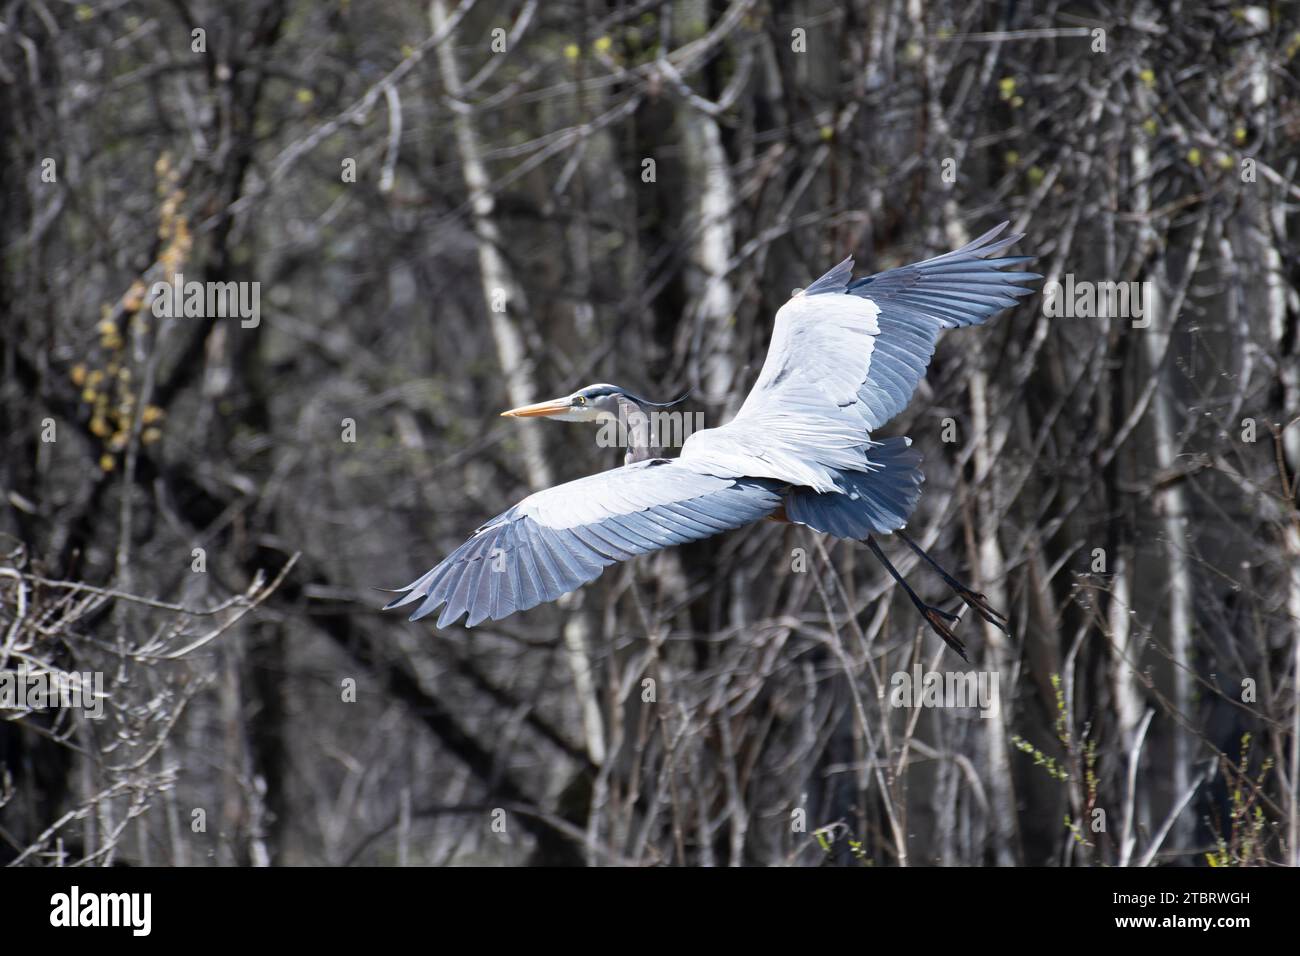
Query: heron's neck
617 396 655 465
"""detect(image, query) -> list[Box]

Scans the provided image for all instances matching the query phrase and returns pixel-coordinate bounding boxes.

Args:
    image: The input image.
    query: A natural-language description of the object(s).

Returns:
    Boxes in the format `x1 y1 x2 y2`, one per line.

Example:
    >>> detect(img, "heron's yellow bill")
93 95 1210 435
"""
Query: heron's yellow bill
500 397 570 418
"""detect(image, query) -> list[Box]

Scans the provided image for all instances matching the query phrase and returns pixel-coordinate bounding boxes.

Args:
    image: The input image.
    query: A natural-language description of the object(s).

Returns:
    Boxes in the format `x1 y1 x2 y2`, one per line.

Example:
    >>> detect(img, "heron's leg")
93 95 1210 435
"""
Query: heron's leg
863 536 968 662
895 529 1009 633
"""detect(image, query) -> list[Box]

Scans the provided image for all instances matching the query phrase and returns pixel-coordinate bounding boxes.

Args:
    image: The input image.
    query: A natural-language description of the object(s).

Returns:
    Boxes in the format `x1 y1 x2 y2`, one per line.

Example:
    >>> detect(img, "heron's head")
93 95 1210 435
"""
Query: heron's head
501 383 686 424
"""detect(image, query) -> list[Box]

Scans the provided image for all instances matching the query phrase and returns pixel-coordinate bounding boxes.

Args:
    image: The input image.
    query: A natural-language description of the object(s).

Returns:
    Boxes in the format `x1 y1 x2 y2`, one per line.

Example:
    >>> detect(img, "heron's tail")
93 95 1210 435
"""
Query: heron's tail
783 438 924 538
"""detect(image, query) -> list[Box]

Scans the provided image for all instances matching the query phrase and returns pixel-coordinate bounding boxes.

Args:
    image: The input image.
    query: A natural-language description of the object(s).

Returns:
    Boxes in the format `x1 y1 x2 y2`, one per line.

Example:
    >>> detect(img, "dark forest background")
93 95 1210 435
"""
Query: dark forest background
2 0 1298 866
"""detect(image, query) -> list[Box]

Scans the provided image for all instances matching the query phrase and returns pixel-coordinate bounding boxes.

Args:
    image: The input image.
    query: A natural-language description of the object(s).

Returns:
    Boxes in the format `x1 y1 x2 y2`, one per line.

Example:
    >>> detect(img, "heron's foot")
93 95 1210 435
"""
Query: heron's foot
951 586 1010 634
920 605 969 663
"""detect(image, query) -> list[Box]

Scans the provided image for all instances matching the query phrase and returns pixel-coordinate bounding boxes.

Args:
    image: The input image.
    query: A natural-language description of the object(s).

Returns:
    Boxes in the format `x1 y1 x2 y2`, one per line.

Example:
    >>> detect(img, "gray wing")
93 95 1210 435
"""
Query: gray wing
841 221 1039 429
681 222 1038 488
386 459 783 627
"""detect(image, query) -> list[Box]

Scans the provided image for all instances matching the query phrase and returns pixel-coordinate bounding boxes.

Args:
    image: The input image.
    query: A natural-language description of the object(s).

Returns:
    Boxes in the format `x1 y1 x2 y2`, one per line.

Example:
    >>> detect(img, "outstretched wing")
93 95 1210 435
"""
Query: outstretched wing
685 223 1038 489
386 460 783 627
841 221 1039 429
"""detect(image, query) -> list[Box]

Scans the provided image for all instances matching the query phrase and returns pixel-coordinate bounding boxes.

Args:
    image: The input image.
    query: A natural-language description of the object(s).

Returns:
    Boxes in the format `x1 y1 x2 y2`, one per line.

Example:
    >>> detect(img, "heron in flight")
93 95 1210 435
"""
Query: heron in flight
387 223 1039 660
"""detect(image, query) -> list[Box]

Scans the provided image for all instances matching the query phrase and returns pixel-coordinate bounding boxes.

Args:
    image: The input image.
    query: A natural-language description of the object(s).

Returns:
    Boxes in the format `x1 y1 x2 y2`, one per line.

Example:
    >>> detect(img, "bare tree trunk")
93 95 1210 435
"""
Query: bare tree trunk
1107 547 1145 763
938 178 1017 866
1247 134 1300 870
965 347 1018 866
430 0 605 768
675 1 738 411
905 0 1021 863
1131 103 1199 849
1234 4 1300 866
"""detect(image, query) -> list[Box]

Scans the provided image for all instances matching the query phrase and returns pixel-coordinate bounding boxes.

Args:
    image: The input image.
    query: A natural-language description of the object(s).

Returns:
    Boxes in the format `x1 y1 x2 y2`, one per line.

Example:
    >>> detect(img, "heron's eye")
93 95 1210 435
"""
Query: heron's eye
574 396 587 406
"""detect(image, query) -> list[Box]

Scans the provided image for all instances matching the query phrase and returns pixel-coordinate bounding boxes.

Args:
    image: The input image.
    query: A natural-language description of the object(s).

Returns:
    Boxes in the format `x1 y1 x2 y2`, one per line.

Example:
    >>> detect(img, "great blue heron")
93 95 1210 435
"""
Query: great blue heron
387 222 1039 660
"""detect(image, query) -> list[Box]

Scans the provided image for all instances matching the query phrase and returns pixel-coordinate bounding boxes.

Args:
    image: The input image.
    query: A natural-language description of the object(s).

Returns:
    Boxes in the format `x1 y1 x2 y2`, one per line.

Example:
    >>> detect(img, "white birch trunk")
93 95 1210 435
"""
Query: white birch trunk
431 0 605 767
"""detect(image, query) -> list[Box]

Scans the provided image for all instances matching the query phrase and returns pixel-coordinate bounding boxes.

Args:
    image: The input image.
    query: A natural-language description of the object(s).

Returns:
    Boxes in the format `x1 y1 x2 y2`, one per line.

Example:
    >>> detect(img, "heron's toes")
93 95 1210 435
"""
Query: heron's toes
921 606 969 662
957 588 1010 633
